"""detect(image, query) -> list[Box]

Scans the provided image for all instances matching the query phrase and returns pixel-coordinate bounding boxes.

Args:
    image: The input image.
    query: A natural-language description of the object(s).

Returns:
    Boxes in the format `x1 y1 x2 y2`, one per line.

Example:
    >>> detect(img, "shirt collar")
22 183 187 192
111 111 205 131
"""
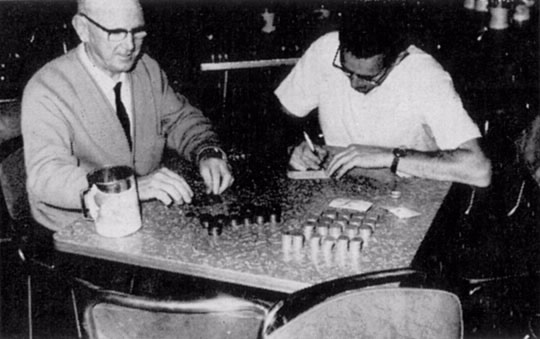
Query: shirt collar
78 43 127 90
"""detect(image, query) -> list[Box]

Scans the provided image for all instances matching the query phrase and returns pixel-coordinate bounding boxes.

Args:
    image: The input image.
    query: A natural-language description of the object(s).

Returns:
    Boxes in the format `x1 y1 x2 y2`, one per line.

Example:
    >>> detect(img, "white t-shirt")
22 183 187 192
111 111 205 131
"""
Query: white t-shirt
275 32 481 151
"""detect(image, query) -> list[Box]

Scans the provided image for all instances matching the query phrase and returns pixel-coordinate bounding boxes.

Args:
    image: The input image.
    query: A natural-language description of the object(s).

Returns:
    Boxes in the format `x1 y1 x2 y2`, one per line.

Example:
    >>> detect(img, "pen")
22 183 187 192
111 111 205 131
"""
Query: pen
303 131 316 154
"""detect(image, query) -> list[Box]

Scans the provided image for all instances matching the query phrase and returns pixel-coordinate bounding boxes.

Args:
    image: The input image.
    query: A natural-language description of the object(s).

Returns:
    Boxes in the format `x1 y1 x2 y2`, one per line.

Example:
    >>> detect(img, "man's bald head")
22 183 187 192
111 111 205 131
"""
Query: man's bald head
78 0 143 20
73 0 146 79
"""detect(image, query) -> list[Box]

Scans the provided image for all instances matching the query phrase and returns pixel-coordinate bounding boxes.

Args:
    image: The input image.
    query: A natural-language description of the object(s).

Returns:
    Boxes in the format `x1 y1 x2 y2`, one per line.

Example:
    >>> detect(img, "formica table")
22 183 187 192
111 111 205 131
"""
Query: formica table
54 158 451 294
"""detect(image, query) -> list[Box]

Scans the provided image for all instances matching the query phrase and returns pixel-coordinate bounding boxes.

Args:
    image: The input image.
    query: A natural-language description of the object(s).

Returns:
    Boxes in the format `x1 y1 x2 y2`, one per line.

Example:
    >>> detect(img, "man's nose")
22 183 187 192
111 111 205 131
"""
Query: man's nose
121 33 136 50
350 76 369 91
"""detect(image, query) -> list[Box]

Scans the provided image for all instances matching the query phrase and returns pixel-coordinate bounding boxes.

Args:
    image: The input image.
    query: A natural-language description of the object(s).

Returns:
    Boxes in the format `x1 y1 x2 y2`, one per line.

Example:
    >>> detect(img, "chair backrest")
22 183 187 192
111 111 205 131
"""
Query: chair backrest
0 147 29 222
79 278 268 339
262 268 463 339
265 287 463 339
0 147 30 224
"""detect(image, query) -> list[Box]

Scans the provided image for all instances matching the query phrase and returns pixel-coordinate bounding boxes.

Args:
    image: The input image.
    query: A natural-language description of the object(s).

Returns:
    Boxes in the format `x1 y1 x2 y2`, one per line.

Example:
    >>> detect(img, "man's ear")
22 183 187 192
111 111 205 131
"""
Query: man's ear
72 14 89 43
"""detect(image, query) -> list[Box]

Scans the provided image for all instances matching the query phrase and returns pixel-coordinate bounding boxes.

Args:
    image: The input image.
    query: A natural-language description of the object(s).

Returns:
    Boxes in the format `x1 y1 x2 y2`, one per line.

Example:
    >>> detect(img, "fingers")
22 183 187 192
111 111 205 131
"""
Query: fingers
327 148 356 178
289 156 308 171
315 145 329 161
137 167 193 205
199 159 234 195
289 142 325 170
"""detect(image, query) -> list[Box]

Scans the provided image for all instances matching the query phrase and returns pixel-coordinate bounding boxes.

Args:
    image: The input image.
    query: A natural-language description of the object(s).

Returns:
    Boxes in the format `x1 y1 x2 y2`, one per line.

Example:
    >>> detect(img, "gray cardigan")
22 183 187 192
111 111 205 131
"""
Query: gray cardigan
22 44 220 230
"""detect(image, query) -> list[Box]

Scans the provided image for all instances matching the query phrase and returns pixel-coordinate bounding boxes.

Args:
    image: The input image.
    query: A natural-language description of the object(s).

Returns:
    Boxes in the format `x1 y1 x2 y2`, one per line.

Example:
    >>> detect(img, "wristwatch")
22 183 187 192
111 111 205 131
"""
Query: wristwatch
390 148 407 174
197 146 227 163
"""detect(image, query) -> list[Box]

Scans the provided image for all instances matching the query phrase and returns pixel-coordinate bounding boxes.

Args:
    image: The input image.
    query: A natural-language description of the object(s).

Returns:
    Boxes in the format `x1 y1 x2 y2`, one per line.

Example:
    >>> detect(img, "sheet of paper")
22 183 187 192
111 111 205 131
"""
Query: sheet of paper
287 170 330 180
383 206 422 219
328 198 373 212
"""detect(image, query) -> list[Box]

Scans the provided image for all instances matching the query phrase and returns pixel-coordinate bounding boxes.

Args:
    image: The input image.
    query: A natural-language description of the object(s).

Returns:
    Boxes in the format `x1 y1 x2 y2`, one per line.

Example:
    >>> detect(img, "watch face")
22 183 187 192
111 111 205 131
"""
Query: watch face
393 148 406 157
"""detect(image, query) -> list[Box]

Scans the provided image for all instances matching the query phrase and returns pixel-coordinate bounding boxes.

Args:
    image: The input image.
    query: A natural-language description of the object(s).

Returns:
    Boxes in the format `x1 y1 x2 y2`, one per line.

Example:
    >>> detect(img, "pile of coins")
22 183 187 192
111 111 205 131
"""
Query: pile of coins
281 208 379 261
198 203 282 236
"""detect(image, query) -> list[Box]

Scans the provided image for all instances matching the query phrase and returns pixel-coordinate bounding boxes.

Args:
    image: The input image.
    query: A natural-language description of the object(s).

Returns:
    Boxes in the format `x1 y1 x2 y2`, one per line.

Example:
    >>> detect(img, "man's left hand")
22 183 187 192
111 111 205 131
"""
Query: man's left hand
326 144 392 179
199 158 234 194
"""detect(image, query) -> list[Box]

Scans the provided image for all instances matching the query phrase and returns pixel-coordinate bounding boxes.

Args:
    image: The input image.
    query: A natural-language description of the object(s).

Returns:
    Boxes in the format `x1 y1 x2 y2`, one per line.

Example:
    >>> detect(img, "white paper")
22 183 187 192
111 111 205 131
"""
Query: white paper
383 206 421 219
328 198 373 212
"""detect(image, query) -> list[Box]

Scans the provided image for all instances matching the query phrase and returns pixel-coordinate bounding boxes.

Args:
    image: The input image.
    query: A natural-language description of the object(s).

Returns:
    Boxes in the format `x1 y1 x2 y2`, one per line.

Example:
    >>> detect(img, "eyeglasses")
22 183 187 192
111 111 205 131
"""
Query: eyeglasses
79 13 147 42
332 47 396 87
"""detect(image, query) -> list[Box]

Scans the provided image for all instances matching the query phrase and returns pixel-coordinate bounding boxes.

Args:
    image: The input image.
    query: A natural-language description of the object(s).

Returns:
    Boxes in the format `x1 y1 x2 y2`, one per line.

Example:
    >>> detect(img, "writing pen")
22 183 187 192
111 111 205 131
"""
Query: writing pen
303 131 317 155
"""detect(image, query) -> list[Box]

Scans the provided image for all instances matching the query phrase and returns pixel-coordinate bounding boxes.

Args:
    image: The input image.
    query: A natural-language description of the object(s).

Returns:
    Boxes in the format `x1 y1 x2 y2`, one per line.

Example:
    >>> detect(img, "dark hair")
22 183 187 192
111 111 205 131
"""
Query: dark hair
339 4 406 67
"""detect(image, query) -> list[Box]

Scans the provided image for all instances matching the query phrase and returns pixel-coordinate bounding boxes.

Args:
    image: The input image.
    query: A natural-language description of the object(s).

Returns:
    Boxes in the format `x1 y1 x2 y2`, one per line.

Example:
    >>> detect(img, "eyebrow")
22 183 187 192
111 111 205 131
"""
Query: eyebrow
339 52 384 78
79 13 146 33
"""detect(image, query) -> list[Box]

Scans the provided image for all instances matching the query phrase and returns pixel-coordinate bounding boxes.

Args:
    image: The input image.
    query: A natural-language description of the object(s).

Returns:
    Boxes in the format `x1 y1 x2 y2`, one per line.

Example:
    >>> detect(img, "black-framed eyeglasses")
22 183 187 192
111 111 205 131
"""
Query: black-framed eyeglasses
332 47 395 87
79 13 147 42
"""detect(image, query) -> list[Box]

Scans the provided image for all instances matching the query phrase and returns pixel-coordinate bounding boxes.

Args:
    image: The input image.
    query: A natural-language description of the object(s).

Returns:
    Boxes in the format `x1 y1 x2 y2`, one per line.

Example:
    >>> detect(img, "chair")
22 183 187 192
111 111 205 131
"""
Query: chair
79 268 463 339
0 146 82 339
262 268 463 339
75 277 268 339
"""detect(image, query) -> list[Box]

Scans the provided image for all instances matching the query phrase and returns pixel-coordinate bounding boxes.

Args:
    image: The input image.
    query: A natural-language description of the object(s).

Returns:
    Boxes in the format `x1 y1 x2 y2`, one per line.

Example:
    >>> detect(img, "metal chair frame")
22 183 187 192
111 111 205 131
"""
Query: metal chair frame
76 267 463 339
0 146 82 339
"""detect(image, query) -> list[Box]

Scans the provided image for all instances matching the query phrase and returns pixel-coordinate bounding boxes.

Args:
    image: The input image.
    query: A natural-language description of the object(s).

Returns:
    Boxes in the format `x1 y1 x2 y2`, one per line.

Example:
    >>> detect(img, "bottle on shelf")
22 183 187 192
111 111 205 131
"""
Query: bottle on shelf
488 0 513 30
513 0 535 26
475 0 490 12
464 0 476 10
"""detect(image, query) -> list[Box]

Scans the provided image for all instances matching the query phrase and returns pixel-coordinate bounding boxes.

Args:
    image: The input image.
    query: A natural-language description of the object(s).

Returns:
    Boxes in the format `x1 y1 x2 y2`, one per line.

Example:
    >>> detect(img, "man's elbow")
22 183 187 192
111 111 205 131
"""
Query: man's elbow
469 156 492 188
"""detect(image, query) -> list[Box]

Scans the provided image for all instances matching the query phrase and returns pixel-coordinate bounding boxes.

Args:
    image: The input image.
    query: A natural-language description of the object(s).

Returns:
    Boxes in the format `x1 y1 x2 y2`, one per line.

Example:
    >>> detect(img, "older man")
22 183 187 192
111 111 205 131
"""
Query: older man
22 0 233 231
275 6 491 187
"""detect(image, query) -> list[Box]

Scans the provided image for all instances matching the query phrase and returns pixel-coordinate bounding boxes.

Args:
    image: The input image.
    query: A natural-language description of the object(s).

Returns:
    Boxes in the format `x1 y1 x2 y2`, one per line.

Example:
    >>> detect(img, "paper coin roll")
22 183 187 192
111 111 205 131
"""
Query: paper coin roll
349 237 363 258
292 233 304 251
281 232 292 253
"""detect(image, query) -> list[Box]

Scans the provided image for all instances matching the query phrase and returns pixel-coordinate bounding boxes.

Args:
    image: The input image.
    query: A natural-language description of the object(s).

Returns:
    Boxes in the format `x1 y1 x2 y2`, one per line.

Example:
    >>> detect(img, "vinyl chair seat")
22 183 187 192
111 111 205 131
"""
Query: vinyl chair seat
266 288 463 339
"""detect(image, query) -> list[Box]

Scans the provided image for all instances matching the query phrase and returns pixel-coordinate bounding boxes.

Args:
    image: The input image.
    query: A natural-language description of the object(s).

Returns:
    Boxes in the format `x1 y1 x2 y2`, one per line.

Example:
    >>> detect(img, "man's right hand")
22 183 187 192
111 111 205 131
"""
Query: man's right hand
289 141 328 171
137 167 193 206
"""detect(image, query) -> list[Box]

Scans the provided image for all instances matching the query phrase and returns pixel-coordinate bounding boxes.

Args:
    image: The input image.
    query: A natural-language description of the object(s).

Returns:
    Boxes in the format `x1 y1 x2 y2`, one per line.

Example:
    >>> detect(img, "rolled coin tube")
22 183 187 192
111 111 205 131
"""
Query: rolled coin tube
336 236 349 256
329 224 342 238
358 225 372 244
349 237 363 257
292 233 304 251
309 235 322 255
303 224 314 240
345 225 358 239
317 224 329 237
281 232 292 253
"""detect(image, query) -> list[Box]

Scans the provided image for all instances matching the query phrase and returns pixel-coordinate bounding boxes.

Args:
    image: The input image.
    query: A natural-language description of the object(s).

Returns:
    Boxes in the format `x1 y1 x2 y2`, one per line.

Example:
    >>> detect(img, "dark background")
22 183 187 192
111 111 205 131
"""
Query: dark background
2 0 537 153
1 1 539 338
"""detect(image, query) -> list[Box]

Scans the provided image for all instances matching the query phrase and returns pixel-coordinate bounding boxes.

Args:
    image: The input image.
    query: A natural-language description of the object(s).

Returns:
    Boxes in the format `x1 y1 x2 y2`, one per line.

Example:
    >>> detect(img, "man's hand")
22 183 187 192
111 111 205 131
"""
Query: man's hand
289 141 329 171
326 144 392 179
199 158 234 195
137 167 193 205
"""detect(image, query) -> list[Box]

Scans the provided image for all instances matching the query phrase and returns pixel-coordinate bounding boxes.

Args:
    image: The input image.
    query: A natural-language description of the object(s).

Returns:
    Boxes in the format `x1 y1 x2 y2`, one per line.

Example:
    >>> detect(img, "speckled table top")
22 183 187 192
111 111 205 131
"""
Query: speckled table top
54 159 450 294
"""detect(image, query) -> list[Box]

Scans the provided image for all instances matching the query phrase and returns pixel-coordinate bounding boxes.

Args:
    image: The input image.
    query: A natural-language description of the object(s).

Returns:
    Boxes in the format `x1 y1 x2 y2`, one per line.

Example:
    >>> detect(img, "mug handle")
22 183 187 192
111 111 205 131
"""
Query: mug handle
80 185 99 220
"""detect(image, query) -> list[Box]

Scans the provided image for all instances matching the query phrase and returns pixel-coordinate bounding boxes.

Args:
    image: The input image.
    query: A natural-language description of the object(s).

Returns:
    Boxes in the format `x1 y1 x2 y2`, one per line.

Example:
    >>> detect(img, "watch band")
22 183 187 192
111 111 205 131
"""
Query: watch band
197 146 226 163
390 148 406 174
390 154 400 174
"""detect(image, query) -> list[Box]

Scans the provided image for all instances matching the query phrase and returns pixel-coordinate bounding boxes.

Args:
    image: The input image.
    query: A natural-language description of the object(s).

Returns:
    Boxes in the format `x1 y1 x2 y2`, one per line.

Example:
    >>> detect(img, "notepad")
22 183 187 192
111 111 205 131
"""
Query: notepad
287 170 330 180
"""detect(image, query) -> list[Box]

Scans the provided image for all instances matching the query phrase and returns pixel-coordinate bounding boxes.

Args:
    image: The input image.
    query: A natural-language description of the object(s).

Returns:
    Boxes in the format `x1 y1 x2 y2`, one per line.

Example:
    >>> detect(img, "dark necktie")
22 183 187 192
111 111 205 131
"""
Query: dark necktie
113 82 132 150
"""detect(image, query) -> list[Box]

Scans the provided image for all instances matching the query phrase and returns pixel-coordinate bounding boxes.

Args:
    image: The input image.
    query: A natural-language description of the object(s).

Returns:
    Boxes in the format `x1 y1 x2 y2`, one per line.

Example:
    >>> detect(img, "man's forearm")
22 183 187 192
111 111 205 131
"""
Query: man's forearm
394 147 491 187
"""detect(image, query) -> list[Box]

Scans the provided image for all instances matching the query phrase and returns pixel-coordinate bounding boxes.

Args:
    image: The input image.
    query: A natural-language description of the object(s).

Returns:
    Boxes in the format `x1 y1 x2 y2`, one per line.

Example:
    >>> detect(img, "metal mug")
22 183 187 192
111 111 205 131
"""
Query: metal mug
81 166 142 237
